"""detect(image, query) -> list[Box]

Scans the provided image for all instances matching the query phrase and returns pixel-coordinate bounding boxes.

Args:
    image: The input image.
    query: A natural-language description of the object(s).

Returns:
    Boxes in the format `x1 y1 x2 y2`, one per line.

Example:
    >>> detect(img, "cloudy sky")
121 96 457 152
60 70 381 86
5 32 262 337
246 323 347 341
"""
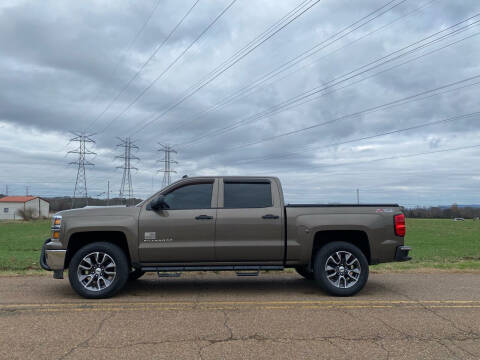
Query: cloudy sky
1 0 479 206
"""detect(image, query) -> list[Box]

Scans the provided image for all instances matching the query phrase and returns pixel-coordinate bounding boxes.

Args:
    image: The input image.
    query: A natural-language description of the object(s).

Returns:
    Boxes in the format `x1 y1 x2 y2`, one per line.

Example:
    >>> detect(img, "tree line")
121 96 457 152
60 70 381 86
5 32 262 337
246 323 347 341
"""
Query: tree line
46 197 144 211
402 204 480 219
0 195 143 212
1 194 478 218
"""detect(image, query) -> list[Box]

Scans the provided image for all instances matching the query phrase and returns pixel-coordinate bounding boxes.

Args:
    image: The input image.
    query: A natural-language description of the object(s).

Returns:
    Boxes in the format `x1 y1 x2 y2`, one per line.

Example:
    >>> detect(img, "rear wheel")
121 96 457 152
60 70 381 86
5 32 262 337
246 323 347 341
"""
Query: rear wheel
313 241 369 296
295 266 314 280
68 242 129 299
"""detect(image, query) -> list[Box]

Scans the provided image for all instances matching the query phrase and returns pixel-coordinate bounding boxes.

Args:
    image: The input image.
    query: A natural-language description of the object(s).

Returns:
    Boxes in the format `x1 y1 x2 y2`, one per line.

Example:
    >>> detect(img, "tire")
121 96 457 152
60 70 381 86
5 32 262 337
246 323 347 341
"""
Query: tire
129 269 145 281
295 266 314 280
68 242 129 299
313 241 369 297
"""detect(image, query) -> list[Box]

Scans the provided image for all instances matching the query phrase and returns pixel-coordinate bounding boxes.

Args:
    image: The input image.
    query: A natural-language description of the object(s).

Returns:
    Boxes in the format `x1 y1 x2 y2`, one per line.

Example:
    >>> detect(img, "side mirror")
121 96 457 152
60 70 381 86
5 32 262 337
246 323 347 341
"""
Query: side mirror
148 195 169 210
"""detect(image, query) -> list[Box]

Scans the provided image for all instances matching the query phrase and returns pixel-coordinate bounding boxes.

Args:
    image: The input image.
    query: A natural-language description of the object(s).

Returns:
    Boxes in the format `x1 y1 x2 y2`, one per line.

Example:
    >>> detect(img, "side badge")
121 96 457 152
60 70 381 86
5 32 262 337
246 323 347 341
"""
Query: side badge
144 232 156 241
376 208 393 213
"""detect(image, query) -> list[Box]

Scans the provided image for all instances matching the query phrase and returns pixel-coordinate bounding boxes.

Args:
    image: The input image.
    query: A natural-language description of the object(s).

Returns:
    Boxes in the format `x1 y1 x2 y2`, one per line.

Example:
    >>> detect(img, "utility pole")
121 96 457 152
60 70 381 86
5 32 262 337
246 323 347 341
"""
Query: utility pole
107 180 110 206
5 184 8 196
116 137 139 206
158 143 177 188
68 132 96 208
356 188 360 205
25 186 29 196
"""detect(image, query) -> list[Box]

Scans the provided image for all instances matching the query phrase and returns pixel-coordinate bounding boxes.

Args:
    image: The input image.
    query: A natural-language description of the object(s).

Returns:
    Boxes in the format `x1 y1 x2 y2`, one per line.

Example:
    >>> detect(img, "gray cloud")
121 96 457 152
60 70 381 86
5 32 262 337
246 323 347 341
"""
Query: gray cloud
1 0 479 206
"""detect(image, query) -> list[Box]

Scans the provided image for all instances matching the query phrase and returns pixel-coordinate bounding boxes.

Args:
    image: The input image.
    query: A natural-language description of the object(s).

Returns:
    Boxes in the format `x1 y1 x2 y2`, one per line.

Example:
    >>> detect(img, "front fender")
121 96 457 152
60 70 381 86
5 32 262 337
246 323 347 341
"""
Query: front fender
63 215 139 264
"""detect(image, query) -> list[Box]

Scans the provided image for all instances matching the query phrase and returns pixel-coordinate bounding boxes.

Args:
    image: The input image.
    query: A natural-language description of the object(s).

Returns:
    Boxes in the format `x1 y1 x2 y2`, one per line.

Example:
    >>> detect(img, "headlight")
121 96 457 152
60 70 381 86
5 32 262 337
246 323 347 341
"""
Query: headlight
52 215 62 230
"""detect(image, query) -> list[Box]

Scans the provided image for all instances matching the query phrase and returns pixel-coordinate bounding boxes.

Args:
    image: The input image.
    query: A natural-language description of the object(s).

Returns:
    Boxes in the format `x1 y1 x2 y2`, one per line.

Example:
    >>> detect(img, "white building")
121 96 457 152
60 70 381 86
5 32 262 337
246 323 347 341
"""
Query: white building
0 196 50 220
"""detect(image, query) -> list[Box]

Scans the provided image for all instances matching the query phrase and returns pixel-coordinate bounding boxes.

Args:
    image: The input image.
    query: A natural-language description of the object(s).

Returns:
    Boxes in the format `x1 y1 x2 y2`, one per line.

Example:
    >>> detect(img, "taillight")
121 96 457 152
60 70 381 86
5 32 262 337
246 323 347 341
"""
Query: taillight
394 214 406 237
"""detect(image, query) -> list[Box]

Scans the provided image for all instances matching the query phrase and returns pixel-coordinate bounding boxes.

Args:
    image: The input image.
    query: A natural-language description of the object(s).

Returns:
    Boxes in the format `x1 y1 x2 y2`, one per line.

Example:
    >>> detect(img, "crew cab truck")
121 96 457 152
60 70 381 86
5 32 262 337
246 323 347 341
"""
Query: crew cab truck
41 176 410 299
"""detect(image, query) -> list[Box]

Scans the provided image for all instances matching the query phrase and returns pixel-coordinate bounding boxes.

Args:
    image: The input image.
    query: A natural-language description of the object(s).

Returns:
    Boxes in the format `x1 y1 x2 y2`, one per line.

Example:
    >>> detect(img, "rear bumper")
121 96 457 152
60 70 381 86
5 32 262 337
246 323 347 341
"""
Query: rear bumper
395 245 412 262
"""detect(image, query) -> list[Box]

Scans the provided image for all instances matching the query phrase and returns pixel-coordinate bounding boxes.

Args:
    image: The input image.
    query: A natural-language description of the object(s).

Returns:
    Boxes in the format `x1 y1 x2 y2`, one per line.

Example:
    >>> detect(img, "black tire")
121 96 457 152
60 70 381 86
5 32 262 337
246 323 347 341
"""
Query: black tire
68 242 129 299
129 269 145 281
313 241 369 297
295 266 314 280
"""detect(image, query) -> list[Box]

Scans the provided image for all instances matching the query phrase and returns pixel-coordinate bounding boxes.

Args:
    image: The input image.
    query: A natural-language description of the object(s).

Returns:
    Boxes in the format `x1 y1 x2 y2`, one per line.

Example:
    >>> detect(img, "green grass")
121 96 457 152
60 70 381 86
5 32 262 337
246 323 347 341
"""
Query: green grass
0 220 50 271
373 218 480 271
0 218 479 273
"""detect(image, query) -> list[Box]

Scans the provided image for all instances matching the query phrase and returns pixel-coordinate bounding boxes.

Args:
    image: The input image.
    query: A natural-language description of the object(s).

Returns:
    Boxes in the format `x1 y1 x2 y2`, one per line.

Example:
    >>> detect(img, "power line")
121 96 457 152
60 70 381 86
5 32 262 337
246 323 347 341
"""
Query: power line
160 0 327 118
157 144 178 188
319 143 480 170
128 0 323 136
235 111 480 164
186 0 319 90
179 15 480 147
68 133 96 208
86 0 201 133
164 0 414 137
233 74 480 151
178 18 480 148
77 0 163 132
97 0 237 134
116 137 139 206
238 142 480 195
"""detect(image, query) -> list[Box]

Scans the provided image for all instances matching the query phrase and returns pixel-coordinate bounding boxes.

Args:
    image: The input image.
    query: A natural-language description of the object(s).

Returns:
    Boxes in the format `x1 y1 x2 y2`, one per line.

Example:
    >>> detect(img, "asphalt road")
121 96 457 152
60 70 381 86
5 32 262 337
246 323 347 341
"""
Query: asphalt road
0 271 479 360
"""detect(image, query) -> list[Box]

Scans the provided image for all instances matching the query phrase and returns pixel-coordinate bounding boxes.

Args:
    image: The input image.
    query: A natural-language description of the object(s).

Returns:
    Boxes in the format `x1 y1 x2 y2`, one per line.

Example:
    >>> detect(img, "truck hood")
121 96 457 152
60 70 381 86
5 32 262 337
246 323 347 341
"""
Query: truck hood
56 206 141 218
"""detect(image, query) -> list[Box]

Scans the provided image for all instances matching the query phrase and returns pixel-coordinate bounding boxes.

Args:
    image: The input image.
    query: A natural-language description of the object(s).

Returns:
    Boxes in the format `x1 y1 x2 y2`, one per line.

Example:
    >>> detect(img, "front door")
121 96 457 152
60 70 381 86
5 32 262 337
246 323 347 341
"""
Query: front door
215 179 283 262
138 180 217 263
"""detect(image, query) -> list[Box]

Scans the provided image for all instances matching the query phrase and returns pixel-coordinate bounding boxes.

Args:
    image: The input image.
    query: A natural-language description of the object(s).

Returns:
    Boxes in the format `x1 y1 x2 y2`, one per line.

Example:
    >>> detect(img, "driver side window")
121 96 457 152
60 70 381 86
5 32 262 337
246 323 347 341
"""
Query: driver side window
163 182 213 210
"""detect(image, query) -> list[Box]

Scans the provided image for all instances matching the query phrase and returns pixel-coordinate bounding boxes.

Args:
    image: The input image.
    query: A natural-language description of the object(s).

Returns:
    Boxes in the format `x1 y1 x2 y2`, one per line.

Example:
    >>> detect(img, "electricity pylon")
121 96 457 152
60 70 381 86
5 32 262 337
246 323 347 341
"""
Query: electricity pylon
69 132 96 208
116 137 139 205
157 144 177 188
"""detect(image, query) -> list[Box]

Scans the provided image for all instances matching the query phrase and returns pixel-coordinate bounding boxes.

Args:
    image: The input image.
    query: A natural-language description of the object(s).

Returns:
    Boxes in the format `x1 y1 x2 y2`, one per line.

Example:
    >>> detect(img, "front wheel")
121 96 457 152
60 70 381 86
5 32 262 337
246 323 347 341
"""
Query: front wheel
313 241 369 296
68 242 129 299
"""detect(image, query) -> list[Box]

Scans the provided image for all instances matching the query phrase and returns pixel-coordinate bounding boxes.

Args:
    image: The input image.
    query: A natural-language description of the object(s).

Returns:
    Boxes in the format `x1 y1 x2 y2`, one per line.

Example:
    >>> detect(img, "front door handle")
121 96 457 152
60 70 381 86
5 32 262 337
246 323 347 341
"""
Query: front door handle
195 215 213 220
262 214 279 219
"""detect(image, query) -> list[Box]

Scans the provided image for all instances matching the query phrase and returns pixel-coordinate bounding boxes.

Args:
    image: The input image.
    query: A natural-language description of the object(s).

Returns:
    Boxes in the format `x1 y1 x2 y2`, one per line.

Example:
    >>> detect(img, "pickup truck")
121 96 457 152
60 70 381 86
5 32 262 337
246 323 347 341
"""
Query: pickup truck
41 176 410 299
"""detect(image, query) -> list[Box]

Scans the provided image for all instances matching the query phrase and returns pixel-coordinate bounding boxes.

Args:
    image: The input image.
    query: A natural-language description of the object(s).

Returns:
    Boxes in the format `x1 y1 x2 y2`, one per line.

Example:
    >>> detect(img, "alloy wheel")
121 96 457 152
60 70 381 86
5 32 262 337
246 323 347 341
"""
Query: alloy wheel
77 251 116 292
324 251 361 289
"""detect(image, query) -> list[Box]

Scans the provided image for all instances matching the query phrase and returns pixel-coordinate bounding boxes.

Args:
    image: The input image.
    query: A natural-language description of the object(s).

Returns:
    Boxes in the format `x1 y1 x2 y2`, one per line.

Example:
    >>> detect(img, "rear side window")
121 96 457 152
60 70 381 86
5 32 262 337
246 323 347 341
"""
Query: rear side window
164 183 213 209
224 182 272 208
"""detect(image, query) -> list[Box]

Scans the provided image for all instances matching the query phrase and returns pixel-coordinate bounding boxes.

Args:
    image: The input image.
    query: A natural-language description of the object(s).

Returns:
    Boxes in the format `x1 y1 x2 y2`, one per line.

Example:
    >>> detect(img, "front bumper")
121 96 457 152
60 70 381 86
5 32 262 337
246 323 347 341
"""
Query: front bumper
40 239 66 277
395 245 412 262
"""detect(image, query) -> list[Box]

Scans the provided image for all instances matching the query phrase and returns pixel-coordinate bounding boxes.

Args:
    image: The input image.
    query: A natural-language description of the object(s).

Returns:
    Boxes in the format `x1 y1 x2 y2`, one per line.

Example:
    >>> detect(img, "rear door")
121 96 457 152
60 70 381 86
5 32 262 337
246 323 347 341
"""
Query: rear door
138 179 218 263
214 178 283 262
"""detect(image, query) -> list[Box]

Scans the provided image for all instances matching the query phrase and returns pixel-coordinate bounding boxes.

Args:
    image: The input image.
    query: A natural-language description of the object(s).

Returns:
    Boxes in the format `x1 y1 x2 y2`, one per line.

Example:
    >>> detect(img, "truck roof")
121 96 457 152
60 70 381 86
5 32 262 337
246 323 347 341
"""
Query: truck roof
179 176 277 179
175 176 279 182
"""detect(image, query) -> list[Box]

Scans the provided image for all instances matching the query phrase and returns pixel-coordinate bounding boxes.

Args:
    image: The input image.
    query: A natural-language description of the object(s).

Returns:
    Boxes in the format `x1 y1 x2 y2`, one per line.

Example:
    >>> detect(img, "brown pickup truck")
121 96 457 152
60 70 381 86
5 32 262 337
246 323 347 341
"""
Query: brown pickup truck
41 176 410 298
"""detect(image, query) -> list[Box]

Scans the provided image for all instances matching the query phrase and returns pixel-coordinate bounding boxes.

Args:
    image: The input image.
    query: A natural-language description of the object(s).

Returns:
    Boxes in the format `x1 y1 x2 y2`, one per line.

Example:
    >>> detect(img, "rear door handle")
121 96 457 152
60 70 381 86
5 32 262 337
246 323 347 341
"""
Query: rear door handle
262 214 279 219
195 215 213 220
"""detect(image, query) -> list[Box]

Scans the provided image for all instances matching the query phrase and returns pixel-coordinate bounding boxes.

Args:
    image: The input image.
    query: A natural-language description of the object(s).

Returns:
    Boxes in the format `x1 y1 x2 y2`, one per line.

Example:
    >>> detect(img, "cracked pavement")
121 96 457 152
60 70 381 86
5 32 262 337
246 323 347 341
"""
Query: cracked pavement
0 272 479 359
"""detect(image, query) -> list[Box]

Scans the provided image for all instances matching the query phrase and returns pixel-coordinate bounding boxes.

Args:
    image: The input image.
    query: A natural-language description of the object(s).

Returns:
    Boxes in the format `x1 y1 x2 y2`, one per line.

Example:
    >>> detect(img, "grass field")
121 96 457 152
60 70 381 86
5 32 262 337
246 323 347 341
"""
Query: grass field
0 218 479 273
0 219 50 272
373 218 480 271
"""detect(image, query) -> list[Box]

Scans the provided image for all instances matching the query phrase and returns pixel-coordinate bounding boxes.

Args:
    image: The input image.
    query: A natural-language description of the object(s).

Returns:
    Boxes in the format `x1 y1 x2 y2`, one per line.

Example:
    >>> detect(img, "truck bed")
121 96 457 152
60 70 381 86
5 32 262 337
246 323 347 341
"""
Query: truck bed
284 204 404 265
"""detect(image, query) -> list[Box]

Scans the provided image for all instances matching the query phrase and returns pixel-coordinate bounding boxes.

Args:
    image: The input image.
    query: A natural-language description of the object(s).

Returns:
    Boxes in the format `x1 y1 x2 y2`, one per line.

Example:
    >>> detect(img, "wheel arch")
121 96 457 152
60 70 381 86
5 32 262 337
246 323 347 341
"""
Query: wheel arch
311 230 371 266
65 231 131 269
